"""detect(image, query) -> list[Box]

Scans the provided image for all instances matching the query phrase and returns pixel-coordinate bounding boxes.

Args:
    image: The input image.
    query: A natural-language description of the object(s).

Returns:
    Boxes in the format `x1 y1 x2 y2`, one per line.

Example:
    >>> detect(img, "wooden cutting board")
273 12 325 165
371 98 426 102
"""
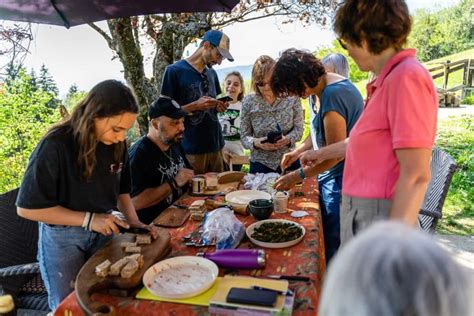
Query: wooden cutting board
75 228 171 316
153 207 190 227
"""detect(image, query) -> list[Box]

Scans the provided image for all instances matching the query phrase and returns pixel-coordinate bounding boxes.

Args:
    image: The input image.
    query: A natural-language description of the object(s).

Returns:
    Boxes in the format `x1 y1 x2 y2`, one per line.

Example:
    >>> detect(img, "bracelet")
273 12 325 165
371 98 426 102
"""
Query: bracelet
82 212 91 229
298 168 306 180
87 213 95 231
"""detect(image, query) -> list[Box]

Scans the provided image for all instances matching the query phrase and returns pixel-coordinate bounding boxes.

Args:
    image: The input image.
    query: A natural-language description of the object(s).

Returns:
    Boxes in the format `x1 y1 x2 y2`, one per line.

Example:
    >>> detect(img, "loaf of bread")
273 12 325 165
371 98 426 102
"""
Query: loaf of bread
127 254 144 269
125 245 141 253
94 259 112 277
109 257 129 276
120 258 139 278
136 234 151 245
120 241 137 248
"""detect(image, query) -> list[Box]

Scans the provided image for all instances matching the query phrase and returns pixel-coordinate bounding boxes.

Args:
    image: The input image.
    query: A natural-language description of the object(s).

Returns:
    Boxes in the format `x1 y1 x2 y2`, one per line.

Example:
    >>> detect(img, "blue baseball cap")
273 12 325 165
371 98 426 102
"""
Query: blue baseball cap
202 30 234 62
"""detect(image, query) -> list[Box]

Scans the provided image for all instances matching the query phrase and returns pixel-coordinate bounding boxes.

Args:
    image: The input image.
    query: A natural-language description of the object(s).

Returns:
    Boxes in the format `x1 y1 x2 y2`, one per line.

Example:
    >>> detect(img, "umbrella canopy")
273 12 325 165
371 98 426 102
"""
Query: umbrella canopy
0 0 239 28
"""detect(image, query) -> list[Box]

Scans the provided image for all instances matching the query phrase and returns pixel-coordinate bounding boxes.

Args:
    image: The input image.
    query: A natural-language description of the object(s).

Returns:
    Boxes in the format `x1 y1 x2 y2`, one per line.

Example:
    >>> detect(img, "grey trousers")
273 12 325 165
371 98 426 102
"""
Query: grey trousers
340 195 392 245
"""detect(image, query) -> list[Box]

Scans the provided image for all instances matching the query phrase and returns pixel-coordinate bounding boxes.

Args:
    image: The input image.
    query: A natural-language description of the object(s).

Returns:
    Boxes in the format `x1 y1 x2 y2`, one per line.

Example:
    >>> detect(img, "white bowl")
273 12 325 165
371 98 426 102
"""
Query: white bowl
143 256 218 299
246 219 306 249
225 190 271 209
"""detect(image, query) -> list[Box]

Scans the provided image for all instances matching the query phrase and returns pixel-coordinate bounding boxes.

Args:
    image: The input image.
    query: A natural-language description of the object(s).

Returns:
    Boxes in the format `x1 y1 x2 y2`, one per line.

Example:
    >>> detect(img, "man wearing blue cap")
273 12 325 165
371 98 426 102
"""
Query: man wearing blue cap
160 29 234 174
129 96 194 224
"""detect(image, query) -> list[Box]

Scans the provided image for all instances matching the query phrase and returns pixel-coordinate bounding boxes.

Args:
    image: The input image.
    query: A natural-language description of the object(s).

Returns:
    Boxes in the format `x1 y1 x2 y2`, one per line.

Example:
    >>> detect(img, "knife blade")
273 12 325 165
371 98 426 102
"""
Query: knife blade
266 275 311 282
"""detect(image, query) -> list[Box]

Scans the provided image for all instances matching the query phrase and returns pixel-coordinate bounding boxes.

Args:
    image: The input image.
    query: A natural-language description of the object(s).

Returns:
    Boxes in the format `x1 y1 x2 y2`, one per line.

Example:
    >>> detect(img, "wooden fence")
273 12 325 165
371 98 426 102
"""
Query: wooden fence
427 59 474 106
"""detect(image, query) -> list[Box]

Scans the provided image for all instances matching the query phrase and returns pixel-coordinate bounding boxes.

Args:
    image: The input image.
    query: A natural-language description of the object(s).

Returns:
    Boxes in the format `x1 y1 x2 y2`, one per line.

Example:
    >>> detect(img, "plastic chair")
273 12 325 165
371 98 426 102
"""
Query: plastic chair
418 148 458 233
0 188 50 313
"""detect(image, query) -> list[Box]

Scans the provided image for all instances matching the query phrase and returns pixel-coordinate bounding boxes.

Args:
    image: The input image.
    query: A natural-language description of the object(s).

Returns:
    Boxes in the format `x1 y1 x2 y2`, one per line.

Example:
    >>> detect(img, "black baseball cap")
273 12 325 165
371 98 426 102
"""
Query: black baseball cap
149 96 188 119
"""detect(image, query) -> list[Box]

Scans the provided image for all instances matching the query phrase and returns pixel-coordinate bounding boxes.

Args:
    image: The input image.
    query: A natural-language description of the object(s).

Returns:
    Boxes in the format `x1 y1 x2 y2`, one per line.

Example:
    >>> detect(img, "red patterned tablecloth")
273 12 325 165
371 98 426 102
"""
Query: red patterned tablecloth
55 177 324 316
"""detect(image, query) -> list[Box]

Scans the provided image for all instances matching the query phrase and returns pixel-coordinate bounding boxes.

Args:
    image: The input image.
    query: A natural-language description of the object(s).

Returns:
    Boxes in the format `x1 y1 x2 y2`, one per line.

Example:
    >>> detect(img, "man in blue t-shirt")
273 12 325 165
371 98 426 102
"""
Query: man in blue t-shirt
160 30 234 174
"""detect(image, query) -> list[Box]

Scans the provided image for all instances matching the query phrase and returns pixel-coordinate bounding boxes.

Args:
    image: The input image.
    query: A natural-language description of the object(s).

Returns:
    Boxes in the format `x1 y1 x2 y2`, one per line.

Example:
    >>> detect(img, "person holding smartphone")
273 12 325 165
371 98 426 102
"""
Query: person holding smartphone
240 55 304 174
160 30 234 174
16 80 157 310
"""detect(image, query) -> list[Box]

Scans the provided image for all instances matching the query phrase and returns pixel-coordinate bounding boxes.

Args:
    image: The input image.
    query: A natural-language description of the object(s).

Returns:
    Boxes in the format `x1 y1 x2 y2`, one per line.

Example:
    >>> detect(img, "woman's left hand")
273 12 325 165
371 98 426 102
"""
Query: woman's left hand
274 171 300 191
129 220 159 239
274 136 291 149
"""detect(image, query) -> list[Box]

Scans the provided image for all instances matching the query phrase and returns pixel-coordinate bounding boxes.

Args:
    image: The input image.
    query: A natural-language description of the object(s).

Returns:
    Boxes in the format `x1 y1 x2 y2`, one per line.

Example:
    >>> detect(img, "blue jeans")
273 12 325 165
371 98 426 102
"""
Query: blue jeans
249 160 301 174
38 223 111 311
318 175 342 263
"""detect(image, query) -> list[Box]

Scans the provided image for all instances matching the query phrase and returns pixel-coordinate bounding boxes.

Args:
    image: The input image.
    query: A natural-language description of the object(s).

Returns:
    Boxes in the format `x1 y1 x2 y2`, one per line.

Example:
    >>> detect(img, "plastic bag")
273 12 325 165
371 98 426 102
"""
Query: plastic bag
201 207 245 250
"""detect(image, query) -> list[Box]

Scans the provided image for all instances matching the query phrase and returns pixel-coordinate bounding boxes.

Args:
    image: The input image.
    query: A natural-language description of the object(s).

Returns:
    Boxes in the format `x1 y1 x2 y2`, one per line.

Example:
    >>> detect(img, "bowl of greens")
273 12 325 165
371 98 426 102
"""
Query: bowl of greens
246 219 305 248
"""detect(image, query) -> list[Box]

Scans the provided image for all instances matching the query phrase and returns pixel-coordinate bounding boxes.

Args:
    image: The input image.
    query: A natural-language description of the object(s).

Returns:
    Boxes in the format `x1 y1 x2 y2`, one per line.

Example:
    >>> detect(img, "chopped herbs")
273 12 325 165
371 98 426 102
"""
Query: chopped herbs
251 222 303 243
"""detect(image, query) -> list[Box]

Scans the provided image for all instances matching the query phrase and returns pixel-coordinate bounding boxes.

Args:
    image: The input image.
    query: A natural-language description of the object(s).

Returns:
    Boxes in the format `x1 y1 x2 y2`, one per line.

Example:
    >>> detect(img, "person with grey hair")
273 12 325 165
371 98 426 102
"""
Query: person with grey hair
321 53 350 78
319 222 473 316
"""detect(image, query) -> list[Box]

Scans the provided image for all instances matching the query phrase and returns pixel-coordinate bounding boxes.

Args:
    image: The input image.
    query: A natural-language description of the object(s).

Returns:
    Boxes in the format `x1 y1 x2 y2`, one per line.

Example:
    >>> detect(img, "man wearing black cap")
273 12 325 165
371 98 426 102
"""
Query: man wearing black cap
160 29 234 174
128 96 194 224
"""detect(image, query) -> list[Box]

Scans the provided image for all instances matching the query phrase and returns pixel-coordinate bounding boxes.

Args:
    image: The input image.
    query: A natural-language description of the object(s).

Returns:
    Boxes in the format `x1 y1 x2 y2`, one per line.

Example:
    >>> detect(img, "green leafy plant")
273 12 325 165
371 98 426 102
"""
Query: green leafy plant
0 68 61 192
435 115 474 235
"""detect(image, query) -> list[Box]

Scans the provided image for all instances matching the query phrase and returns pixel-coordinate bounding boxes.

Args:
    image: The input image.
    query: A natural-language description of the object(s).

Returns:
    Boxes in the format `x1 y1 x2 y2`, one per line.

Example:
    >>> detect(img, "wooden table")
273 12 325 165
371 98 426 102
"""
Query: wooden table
54 177 325 316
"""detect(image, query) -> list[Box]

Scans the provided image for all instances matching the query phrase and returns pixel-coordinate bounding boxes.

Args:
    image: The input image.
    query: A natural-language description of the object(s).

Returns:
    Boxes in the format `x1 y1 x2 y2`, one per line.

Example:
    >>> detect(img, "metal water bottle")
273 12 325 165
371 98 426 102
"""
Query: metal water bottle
197 249 266 269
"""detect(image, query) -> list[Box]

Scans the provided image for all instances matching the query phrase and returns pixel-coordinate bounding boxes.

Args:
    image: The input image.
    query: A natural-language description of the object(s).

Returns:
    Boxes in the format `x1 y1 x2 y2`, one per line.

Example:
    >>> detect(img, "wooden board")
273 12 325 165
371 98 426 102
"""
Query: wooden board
153 207 190 227
190 181 240 197
75 228 171 316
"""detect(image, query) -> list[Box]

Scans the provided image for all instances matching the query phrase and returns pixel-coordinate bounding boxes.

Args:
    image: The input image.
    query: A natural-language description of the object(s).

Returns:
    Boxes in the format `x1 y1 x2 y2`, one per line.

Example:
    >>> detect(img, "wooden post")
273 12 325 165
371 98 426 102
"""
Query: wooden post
443 60 450 91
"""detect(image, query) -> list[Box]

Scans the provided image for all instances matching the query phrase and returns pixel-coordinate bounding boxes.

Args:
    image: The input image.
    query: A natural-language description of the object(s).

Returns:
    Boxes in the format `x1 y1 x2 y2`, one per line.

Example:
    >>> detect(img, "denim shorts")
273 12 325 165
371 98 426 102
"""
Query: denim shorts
38 223 111 311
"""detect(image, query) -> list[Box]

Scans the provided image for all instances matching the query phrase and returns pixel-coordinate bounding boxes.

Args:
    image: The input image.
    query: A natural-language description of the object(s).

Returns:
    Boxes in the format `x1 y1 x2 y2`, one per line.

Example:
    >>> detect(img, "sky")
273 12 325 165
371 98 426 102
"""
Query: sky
1 0 460 97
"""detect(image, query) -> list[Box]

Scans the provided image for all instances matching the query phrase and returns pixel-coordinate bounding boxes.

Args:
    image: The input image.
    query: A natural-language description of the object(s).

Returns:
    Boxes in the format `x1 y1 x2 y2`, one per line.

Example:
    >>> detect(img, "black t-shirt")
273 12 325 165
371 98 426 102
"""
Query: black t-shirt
16 131 131 213
128 136 191 224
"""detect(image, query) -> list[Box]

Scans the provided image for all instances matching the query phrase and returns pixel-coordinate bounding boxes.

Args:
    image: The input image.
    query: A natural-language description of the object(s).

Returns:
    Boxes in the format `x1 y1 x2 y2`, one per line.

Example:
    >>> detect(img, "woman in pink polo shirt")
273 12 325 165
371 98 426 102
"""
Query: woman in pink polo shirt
300 0 438 244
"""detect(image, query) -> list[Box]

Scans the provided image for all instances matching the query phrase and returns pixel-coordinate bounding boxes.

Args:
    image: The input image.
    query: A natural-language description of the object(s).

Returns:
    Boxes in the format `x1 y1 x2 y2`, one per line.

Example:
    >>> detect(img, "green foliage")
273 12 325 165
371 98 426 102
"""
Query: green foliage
409 0 474 62
436 115 474 235
314 40 369 83
63 84 87 111
0 68 61 193
462 95 474 105
38 64 60 109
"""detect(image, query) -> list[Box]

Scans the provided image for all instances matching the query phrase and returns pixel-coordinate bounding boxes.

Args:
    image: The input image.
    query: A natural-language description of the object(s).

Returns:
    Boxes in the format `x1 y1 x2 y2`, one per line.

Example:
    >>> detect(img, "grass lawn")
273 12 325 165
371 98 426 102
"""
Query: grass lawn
435 114 474 235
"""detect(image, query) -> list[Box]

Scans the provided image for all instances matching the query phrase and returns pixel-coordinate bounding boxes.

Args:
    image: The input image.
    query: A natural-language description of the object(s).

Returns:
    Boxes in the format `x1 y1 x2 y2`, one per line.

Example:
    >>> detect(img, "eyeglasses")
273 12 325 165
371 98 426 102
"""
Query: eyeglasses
211 44 222 59
256 81 271 88
200 72 209 95
338 38 348 50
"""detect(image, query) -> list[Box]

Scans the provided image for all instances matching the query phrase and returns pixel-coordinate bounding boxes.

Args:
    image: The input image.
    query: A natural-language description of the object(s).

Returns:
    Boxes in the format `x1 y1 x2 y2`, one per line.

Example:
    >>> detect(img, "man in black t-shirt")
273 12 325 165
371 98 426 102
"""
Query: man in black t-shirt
129 97 194 224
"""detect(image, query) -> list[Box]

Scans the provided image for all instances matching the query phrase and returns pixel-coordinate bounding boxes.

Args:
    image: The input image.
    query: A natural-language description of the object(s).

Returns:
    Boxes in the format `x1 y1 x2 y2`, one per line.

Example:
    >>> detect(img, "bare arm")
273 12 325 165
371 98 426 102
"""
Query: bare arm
300 138 349 167
390 148 432 225
275 112 347 190
132 183 172 211
17 205 129 235
181 96 219 113
17 206 86 226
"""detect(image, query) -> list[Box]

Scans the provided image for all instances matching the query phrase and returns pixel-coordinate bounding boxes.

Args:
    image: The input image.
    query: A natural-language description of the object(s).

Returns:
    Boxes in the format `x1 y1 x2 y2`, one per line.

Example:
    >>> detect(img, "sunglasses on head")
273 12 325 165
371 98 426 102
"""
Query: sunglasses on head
256 81 271 88
338 38 348 50
200 72 209 94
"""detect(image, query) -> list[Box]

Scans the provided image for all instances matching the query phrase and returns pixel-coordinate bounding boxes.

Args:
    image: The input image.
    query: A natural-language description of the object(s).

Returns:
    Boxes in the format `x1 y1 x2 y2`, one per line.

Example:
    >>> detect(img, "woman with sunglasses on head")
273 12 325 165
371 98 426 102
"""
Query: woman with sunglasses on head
16 80 158 311
218 71 246 170
300 0 438 244
240 55 304 174
271 49 364 262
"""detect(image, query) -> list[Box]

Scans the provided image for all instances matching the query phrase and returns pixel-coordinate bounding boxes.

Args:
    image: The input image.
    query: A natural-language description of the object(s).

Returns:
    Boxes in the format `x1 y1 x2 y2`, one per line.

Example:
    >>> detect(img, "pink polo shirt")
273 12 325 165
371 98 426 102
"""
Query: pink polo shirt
342 49 437 199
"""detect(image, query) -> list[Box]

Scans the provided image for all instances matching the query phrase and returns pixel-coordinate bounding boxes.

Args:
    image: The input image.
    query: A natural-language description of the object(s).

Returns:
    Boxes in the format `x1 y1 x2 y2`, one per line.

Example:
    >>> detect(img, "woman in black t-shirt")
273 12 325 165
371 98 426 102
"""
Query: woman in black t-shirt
16 80 157 311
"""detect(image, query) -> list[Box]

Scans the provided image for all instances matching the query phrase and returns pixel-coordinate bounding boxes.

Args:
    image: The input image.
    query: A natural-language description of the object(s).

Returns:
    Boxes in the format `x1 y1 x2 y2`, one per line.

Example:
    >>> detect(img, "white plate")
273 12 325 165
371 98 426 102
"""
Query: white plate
143 256 218 299
246 219 306 249
225 190 271 208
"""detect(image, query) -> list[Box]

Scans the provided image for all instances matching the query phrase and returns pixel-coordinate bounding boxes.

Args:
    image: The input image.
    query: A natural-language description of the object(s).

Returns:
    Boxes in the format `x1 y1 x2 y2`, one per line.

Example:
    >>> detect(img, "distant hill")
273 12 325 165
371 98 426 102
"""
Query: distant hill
215 64 253 83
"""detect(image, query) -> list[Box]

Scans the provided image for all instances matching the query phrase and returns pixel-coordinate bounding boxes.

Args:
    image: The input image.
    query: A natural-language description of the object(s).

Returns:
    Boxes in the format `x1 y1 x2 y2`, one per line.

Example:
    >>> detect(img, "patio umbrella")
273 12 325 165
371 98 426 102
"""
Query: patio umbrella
0 0 239 28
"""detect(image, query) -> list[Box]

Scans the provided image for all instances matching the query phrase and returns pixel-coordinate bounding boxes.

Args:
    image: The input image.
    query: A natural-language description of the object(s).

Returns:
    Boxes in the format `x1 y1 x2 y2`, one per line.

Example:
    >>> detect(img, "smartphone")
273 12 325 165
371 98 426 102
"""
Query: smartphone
226 287 278 307
261 131 283 144
217 95 234 102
